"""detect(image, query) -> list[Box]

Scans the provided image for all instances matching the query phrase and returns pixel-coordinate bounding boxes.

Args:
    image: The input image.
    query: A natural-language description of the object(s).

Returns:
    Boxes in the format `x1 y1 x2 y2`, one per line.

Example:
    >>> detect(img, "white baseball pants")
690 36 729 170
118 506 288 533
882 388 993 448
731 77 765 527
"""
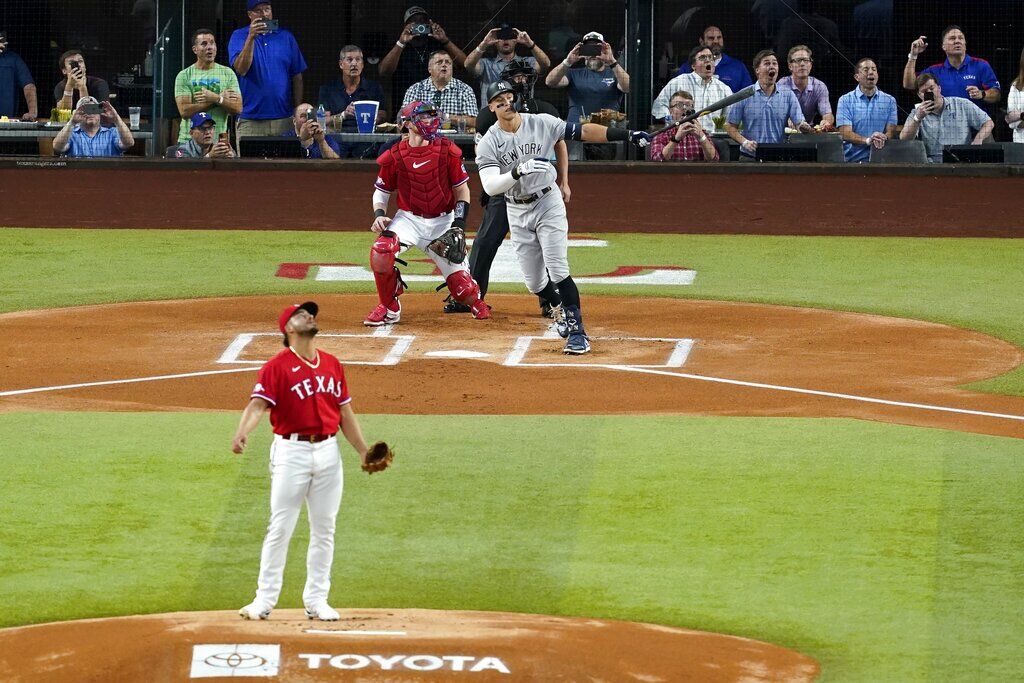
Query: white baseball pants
253 435 343 609
506 190 570 293
389 209 470 278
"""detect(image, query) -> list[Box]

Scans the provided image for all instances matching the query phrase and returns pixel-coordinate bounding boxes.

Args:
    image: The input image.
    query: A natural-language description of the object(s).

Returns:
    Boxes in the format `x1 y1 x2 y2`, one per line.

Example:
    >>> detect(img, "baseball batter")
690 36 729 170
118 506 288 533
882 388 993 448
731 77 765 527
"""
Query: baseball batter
232 301 374 621
475 80 650 354
366 100 490 325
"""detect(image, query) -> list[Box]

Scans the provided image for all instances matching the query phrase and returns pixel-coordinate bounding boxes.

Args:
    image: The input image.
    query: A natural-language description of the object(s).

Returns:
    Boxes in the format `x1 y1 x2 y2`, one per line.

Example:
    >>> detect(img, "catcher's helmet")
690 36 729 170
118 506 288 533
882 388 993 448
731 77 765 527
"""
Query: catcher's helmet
485 80 517 104
399 100 442 140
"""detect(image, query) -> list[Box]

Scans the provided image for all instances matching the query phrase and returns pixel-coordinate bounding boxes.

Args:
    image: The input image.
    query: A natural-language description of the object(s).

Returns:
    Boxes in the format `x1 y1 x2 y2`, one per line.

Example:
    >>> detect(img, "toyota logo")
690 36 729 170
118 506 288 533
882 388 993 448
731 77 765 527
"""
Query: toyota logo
204 652 267 669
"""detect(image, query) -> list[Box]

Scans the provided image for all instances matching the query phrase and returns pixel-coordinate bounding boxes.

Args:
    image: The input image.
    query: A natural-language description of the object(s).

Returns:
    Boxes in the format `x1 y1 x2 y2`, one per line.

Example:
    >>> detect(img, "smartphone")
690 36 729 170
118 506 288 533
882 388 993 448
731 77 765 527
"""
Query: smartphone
79 103 103 115
305 110 315 121
218 132 229 143
579 43 602 57
262 19 279 32
497 25 517 40
923 90 935 102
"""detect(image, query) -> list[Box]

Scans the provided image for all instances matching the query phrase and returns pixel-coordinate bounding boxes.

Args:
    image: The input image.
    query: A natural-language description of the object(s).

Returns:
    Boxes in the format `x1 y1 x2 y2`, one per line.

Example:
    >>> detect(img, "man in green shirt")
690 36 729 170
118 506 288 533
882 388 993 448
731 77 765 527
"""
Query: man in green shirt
174 28 243 143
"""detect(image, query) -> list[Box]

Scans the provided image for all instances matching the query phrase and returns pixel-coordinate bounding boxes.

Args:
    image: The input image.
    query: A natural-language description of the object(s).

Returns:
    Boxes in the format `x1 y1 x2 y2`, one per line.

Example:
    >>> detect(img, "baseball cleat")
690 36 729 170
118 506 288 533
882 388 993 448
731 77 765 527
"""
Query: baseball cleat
470 300 491 320
564 333 591 355
540 301 555 319
305 603 340 621
364 300 401 326
443 298 472 314
551 305 569 338
239 602 271 620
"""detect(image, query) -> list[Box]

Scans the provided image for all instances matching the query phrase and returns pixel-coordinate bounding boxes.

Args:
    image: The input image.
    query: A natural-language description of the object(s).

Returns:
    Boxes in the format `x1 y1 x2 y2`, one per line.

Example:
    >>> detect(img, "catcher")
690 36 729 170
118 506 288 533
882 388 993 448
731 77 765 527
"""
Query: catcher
365 100 490 326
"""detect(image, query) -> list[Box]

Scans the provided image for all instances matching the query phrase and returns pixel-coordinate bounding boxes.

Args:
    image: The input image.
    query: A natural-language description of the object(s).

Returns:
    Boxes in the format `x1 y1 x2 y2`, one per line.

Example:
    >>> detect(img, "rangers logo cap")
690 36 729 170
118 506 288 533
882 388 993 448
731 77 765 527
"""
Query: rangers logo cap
190 112 215 129
279 301 319 333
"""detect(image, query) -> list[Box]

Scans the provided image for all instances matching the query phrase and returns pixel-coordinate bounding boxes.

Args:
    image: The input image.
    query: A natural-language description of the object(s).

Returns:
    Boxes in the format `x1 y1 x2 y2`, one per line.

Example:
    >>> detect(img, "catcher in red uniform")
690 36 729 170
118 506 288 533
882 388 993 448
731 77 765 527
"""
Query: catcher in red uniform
365 101 490 325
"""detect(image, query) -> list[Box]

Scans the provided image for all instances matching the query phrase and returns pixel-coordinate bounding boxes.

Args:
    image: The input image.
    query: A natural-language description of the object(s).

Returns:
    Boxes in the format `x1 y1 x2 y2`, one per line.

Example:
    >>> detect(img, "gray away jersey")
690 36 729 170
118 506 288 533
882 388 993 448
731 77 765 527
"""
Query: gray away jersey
476 113 564 197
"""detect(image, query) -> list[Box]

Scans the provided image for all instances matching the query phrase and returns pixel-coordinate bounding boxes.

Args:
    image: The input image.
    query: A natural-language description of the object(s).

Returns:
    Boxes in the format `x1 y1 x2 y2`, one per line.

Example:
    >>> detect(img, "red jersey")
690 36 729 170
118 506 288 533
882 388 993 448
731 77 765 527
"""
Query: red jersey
250 347 351 436
374 137 469 218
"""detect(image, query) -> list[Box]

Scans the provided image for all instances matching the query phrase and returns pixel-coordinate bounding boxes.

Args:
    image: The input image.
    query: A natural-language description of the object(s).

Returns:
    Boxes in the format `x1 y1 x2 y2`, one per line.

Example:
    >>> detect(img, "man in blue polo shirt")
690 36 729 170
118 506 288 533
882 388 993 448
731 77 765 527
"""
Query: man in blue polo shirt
318 44 386 159
229 0 307 143
725 49 811 159
52 97 135 157
836 58 897 162
674 25 752 93
902 26 1000 110
0 31 37 120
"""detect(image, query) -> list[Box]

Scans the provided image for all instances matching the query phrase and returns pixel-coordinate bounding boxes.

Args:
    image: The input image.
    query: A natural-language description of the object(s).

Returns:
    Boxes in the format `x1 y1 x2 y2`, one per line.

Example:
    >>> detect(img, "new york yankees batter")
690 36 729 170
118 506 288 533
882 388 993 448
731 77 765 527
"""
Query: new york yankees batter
475 80 651 354
232 302 375 621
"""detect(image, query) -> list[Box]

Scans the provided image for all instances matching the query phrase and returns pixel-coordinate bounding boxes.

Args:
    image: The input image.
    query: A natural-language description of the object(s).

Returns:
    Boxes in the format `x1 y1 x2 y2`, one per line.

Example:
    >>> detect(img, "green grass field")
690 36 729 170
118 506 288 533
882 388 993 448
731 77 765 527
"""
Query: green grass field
1 227 1022 681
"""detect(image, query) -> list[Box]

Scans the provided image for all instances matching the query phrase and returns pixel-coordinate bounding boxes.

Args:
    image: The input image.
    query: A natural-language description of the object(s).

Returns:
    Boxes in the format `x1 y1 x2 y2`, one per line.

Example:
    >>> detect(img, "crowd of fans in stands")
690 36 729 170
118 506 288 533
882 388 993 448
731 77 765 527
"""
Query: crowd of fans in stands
2 3 1023 162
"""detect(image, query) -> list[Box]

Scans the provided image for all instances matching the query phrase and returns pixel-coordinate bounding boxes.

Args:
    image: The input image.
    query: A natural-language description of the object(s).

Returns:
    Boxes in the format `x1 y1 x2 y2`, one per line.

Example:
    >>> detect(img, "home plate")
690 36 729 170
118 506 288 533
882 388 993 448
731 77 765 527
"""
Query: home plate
424 350 490 359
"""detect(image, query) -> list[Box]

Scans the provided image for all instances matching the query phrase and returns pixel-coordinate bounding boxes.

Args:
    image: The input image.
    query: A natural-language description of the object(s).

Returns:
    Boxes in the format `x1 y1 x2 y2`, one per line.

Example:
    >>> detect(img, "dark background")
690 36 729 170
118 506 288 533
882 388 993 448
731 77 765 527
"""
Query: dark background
2 1 1022 134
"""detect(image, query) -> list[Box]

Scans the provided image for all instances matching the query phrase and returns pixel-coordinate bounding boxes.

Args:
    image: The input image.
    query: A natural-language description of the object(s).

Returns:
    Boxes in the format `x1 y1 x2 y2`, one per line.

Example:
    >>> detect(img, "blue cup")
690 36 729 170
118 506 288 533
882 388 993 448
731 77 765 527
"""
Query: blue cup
353 100 378 134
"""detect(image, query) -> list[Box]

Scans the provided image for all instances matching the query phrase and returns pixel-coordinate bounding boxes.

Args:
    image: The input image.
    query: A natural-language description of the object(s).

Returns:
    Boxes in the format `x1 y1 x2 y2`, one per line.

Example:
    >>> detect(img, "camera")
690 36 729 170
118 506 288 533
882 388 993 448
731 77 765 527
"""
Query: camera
305 109 316 121
79 103 103 115
70 59 84 71
579 43 602 57
923 90 935 102
497 25 517 40
410 23 430 36
262 19 279 32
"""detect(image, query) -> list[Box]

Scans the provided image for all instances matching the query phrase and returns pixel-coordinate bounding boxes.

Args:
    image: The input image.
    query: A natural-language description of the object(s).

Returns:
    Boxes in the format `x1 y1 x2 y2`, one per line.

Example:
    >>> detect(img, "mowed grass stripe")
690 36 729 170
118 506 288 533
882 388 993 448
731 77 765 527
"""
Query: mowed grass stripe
1 412 1022 681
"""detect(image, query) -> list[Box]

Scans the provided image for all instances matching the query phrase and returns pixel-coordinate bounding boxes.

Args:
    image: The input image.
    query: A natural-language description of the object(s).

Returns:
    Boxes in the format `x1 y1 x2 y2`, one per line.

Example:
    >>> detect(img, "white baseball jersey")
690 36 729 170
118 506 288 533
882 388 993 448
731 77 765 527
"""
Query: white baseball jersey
476 113 564 198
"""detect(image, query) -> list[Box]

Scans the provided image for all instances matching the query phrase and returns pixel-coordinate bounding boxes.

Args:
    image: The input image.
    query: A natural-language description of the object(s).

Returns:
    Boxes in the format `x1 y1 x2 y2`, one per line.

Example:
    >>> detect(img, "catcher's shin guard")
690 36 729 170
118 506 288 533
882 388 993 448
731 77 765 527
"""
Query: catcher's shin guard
445 271 490 319
370 230 405 306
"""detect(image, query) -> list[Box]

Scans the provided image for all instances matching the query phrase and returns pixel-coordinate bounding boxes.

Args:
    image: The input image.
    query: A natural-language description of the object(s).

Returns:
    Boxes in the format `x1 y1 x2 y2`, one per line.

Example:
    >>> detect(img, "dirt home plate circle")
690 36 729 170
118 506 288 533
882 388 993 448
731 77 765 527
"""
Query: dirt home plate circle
0 608 819 681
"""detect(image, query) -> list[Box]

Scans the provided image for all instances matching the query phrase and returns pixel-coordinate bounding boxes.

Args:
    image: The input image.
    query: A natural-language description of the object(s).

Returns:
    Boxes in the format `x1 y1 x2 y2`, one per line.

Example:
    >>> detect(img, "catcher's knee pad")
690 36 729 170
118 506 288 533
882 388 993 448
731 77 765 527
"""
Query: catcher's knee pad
445 270 481 306
370 230 401 274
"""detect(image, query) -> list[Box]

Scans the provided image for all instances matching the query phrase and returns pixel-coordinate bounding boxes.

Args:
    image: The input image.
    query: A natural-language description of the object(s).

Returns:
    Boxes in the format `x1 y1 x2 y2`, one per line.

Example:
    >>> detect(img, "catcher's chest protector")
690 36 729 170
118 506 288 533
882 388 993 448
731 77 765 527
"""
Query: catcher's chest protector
392 139 457 216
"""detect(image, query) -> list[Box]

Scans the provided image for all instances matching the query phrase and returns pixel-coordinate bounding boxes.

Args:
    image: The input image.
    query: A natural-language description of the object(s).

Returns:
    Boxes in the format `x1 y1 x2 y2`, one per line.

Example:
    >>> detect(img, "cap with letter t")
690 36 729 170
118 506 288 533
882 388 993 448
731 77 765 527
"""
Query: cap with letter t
190 112 215 129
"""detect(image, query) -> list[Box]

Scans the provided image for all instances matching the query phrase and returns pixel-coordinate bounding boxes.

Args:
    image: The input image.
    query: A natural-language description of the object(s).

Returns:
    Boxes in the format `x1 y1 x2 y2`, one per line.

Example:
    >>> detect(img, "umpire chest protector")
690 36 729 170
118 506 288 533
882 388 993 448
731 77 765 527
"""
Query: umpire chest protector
385 137 461 217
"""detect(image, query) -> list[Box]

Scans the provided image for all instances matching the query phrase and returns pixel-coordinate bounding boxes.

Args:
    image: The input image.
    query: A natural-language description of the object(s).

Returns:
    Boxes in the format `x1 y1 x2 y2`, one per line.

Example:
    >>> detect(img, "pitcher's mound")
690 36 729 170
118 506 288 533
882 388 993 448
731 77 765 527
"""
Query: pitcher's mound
0 608 818 681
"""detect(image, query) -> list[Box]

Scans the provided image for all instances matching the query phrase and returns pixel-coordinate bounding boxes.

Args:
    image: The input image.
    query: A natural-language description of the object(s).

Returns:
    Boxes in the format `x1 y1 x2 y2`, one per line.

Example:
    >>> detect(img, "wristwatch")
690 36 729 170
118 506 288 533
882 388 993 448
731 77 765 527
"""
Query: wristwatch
698 134 708 142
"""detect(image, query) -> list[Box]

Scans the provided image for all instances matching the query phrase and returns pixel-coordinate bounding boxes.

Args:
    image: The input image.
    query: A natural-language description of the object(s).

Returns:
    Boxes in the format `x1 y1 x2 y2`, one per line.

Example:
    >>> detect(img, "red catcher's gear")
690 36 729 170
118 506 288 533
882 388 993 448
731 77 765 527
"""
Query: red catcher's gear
445 271 490 319
370 230 404 307
374 137 470 217
399 100 442 140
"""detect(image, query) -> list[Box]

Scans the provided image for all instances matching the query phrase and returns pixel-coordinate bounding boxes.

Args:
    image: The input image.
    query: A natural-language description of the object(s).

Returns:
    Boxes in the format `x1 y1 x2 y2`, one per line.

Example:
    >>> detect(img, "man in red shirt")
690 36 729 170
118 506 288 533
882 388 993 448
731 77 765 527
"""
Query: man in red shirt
366 100 490 325
649 90 719 162
232 301 375 621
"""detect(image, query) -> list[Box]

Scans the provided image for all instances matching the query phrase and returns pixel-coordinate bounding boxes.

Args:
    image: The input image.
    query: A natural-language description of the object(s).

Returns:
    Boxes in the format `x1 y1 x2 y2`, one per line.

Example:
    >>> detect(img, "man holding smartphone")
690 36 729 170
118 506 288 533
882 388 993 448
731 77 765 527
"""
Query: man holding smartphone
465 23 550 109
165 112 236 158
54 50 110 112
544 32 630 160
229 0 307 147
282 103 340 159
53 96 134 157
899 73 992 162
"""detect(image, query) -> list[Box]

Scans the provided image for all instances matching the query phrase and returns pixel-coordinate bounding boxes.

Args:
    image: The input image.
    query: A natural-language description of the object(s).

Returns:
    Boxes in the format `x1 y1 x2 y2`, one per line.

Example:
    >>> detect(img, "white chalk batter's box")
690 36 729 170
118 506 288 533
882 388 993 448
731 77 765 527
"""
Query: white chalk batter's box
216 331 694 369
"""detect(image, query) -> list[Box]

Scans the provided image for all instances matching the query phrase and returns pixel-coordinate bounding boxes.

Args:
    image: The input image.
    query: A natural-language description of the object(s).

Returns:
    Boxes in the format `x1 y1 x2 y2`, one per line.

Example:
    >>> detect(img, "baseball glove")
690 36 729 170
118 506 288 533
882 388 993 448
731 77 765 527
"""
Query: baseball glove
426 227 467 264
362 441 394 474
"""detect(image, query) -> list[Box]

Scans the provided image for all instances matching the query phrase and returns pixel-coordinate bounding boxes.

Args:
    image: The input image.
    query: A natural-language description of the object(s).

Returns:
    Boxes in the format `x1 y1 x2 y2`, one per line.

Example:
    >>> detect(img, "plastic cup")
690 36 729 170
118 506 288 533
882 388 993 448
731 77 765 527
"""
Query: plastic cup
352 100 378 134
129 106 141 130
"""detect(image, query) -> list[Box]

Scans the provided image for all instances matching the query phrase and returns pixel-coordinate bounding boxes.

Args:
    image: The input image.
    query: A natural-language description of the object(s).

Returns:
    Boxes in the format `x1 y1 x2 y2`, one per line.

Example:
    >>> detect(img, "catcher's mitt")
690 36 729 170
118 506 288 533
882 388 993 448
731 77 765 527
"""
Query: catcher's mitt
362 441 394 474
426 227 467 264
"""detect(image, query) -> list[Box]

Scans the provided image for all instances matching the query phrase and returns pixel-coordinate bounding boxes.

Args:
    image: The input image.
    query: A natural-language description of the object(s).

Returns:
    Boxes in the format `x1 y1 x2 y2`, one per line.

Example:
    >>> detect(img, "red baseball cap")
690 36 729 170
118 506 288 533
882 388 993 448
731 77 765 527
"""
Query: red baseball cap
279 301 318 333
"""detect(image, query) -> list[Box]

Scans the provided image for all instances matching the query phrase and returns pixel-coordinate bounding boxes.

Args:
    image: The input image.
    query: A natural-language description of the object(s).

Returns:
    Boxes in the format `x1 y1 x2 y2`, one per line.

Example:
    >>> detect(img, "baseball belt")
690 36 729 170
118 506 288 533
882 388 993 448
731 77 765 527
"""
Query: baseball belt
509 185 554 205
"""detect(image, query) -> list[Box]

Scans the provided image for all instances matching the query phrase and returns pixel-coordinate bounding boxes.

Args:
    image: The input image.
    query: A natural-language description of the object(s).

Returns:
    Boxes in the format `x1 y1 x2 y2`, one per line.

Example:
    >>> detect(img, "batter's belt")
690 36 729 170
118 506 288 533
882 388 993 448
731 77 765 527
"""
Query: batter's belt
508 185 554 205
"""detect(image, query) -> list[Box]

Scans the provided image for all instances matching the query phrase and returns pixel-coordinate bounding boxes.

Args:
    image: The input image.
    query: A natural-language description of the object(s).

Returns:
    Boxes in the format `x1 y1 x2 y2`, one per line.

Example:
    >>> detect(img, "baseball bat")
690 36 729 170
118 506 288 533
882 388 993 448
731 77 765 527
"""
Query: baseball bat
652 86 755 136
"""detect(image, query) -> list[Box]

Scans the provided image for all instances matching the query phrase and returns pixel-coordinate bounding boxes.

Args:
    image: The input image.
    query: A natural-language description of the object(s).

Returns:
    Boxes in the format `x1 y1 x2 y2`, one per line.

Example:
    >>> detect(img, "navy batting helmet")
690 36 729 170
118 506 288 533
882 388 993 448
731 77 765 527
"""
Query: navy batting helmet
485 80 516 103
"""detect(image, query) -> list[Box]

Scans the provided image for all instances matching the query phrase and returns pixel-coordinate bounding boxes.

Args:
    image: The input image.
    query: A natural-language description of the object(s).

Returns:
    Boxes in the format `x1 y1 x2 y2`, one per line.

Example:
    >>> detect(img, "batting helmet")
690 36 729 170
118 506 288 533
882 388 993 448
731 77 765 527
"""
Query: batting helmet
485 80 516 104
399 100 442 140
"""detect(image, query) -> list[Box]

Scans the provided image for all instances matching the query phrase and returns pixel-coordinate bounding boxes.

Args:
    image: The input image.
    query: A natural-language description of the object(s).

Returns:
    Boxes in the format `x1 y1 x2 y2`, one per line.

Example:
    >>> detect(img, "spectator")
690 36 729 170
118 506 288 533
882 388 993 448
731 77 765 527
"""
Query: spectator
229 0 307 142
673 25 752 92
165 112 236 158
777 45 834 128
0 31 37 120
725 50 811 159
174 28 243 145
652 45 733 132
1006 47 1024 144
900 74 993 162
836 58 897 162
465 23 550 108
282 103 340 159
401 50 477 129
903 27 1000 109
649 91 719 162
317 45 386 158
54 50 110 112
53 97 134 157
379 6 467 107
545 31 629 160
